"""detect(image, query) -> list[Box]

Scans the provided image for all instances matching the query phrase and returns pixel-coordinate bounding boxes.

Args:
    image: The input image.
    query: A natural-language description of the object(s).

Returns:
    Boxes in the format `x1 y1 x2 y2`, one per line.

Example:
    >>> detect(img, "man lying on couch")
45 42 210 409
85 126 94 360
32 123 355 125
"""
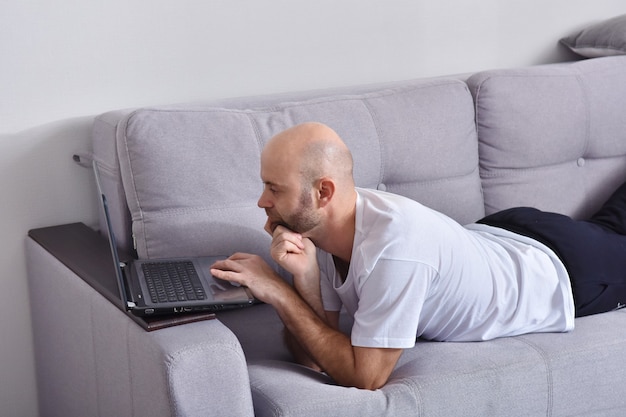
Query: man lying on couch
210 122 626 390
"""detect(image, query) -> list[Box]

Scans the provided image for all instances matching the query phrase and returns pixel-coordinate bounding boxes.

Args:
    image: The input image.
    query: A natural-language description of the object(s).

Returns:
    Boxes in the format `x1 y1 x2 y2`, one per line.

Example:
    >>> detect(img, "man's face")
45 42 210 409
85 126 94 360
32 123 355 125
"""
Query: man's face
260 185 320 234
257 149 321 236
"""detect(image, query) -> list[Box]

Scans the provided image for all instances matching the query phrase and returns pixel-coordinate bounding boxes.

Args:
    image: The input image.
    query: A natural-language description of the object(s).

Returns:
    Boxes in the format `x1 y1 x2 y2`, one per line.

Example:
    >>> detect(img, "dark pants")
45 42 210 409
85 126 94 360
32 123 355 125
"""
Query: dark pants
478 182 626 317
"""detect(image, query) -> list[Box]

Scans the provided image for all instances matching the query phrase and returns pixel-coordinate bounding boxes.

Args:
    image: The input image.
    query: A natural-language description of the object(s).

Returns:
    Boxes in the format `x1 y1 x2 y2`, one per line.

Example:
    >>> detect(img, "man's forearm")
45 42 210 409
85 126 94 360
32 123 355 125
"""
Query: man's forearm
210 252 399 390
271 286 395 390
292 266 326 319
275 290 354 381
283 327 322 371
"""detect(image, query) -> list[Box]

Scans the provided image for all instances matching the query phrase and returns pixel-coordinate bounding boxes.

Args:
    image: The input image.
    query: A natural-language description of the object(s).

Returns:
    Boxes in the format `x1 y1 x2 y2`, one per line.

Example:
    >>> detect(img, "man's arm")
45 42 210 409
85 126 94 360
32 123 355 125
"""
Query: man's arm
281 240 335 369
211 254 402 389
269 277 402 390
282 310 339 371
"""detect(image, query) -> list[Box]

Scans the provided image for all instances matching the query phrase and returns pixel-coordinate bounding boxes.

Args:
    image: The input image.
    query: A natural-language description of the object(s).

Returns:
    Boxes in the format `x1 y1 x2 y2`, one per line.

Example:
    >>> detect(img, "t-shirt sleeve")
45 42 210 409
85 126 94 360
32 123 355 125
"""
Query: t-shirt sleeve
350 258 437 349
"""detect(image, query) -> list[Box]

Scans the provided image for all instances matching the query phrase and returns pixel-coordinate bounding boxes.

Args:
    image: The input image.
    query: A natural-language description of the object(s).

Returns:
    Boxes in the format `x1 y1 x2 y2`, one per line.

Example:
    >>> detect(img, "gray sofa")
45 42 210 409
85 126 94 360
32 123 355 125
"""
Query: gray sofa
27 55 626 417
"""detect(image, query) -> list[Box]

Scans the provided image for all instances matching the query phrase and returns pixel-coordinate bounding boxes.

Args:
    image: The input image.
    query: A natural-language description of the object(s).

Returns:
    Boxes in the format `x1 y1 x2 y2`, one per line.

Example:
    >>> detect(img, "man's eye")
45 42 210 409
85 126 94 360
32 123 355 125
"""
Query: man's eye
263 183 278 194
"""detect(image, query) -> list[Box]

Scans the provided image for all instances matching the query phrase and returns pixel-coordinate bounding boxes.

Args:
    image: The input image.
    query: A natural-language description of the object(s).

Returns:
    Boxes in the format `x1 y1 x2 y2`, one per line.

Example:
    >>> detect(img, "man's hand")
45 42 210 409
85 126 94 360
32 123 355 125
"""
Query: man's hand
210 253 290 304
267 225 326 318
267 225 317 279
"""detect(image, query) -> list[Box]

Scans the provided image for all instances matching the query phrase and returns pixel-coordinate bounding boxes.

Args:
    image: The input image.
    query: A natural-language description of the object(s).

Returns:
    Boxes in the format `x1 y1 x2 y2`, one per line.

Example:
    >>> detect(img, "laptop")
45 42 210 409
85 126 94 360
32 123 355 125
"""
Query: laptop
93 160 256 317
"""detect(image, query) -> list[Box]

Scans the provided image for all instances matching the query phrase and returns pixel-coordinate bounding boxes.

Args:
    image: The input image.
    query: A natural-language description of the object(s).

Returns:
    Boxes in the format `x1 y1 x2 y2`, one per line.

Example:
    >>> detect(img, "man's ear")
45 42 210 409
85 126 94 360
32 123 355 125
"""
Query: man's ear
317 178 335 207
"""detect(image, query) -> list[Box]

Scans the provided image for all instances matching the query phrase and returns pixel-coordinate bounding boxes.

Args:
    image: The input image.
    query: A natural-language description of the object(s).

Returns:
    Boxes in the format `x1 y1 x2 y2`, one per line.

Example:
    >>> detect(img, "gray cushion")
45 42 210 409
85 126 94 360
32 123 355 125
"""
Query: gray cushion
115 79 483 260
560 14 626 58
467 56 626 219
243 311 626 417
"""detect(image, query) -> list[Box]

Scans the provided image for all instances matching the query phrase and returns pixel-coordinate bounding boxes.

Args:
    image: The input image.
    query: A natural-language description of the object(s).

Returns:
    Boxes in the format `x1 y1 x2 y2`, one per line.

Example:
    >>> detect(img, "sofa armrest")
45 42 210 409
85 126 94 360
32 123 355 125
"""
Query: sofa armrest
26 236 254 417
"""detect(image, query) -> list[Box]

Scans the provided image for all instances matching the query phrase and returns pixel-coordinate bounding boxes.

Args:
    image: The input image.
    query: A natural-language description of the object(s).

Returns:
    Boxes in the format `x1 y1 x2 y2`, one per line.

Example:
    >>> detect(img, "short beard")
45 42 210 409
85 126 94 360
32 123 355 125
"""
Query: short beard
285 187 320 234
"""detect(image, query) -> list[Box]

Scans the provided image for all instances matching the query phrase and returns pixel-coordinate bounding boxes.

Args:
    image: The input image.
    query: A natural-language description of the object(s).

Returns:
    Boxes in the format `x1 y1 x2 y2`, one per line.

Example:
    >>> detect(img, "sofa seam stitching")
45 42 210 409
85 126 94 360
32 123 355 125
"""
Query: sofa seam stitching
245 112 266 155
119 110 149 257
90 297 101 417
516 337 553 417
249 386 283 417
130 80 466 116
361 99 386 186
132 166 481 220
125 320 137 417
165 342 249 416
479 154 626 178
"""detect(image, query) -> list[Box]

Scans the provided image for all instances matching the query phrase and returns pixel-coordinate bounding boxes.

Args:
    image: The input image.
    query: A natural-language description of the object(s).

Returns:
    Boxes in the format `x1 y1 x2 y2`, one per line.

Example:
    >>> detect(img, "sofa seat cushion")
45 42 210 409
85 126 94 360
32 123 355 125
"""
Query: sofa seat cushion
113 78 483 260
241 311 626 417
467 56 626 219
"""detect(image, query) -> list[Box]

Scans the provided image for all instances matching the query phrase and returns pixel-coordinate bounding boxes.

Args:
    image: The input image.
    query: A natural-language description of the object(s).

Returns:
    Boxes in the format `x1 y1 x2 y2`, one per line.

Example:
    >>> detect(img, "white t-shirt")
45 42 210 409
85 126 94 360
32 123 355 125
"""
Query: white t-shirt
319 188 575 347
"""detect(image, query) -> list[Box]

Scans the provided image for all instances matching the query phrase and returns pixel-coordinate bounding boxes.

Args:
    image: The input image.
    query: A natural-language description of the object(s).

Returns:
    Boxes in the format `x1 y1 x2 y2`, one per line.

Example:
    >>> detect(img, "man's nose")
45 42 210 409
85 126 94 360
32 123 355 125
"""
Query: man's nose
258 189 272 209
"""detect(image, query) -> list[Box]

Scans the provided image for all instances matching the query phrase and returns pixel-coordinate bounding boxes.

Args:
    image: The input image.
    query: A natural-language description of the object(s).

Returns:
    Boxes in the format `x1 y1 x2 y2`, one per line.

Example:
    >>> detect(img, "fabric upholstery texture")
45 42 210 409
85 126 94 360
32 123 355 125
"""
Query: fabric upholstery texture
467 56 626 219
26 239 255 417
27 55 626 417
236 311 626 417
112 79 482 261
560 14 626 58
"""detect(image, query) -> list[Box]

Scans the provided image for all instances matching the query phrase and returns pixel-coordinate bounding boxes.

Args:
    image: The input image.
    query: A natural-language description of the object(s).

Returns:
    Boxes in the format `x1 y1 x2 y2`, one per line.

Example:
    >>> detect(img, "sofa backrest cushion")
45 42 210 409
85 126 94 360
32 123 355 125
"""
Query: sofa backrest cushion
467 56 626 219
111 78 482 261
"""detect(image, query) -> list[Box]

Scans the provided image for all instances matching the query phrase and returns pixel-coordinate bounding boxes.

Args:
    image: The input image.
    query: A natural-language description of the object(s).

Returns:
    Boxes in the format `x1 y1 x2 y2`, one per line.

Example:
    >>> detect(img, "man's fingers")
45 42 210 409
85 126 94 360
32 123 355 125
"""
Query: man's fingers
272 226 305 252
210 258 243 280
210 267 233 281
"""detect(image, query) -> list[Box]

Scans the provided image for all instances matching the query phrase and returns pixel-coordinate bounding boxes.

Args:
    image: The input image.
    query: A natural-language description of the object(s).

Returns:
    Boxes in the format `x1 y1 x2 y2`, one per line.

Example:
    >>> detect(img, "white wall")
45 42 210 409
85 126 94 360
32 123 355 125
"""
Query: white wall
1 1 624 415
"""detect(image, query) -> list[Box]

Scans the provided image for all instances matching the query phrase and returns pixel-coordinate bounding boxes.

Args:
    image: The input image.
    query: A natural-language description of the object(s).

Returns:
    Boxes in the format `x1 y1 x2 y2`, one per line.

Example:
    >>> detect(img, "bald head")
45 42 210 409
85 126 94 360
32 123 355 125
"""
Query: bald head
259 123 358 255
263 122 355 190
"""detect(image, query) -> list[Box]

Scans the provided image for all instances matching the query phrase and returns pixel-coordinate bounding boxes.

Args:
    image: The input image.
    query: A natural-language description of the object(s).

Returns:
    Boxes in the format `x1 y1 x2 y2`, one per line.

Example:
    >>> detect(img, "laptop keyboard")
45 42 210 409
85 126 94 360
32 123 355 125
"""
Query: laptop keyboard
142 261 207 303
